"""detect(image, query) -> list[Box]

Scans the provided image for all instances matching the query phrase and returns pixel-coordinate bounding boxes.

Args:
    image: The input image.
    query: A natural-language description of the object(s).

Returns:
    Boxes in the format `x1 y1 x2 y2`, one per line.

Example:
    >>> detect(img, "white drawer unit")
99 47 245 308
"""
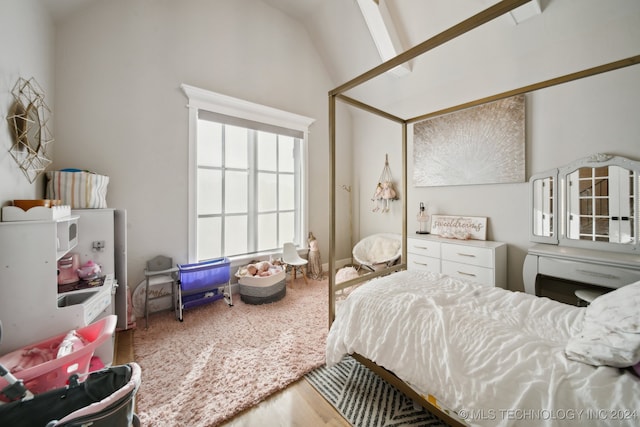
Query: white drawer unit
538 257 640 289
407 238 441 258
407 235 507 288
407 252 441 273
442 260 495 286
523 244 640 295
441 243 494 268
407 237 441 273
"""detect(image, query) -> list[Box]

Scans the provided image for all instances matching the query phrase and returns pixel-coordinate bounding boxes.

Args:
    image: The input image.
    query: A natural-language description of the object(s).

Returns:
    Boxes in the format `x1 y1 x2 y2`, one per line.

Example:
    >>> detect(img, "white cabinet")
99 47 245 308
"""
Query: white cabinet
72 209 128 331
523 244 640 295
406 238 440 273
407 235 507 288
0 216 115 365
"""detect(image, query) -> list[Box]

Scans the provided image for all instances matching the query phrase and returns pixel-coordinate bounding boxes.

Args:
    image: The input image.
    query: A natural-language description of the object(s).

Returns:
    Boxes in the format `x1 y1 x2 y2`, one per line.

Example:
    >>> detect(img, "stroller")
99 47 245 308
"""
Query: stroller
0 320 141 426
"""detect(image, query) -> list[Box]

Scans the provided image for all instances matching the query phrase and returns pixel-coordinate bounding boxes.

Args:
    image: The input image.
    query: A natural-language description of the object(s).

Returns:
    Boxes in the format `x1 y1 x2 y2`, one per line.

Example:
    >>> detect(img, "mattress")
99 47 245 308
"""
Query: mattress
326 270 640 427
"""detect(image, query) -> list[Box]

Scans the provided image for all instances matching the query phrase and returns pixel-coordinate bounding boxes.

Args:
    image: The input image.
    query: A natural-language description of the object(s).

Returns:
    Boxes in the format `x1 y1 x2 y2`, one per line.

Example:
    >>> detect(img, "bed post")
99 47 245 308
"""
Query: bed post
401 122 407 263
328 93 337 328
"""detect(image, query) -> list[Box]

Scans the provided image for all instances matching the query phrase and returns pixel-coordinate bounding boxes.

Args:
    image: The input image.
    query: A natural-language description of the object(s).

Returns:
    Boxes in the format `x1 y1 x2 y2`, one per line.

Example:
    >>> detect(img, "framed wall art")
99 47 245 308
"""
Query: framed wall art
413 94 525 187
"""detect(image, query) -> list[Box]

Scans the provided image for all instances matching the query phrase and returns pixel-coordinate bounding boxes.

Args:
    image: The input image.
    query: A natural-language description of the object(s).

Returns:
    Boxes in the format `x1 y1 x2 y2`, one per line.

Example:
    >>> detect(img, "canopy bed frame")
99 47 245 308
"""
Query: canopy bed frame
327 0 640 425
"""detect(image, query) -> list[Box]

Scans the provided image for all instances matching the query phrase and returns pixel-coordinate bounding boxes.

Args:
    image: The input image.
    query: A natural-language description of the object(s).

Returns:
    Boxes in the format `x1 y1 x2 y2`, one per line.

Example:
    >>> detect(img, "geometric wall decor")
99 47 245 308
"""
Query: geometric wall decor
6 77 54 183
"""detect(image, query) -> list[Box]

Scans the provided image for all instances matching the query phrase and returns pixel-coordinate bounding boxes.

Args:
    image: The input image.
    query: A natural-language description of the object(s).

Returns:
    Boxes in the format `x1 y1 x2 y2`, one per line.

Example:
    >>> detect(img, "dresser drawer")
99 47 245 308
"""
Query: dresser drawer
538 256 640 289
407 253 440 273
441 243 493 268
442 260 495 286
407 237 441 258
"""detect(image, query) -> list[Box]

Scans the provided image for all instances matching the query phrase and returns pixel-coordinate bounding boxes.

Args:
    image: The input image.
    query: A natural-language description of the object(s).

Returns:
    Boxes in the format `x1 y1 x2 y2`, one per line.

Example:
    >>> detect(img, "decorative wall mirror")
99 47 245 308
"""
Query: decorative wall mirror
6 77 53 183
561 154 638 251
530 154 639 253
529 168 558 244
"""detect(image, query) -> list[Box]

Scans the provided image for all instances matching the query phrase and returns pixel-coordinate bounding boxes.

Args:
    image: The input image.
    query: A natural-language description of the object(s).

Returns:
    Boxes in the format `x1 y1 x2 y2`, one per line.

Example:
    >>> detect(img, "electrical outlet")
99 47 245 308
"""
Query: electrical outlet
92 240 106 250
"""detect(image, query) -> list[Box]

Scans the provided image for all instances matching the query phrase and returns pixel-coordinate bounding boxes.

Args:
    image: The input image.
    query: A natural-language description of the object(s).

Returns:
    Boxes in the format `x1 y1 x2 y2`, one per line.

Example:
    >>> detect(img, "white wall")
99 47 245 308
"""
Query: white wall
333 102 355 262
51 0 335 291
0 0 54 201
352 1 640 292
351 108 403 242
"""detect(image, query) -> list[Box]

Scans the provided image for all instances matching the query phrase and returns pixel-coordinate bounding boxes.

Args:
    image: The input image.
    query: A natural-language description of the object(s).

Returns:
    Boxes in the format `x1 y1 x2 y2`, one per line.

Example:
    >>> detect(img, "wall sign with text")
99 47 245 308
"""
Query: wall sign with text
430 215 487 240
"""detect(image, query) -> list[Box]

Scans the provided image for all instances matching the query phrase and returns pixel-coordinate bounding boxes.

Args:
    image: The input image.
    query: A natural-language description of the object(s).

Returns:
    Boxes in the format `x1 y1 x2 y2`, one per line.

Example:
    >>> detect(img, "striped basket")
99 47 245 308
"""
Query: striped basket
46 170 109 209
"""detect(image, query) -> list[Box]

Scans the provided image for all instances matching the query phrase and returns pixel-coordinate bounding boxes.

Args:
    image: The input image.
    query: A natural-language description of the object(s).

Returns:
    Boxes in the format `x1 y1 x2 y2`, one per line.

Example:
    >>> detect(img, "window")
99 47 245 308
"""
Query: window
182 85 314 263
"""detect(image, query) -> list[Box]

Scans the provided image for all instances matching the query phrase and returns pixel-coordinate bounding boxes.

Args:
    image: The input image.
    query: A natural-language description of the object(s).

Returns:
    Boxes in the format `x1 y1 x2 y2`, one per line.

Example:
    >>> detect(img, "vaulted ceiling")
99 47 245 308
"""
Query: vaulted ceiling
262 0 516 87
40 0 521 97
41 0 633 120
253 0 551 118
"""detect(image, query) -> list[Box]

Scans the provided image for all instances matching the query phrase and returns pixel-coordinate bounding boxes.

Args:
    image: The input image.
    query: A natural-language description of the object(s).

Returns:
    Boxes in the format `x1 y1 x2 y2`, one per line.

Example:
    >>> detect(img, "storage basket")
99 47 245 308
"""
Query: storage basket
45 169 109 209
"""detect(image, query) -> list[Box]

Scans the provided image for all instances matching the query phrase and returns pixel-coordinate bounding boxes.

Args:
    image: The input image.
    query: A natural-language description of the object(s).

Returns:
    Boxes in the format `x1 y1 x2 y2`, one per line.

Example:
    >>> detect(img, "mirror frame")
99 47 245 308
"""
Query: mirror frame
547 153 640 253
529 168 558 244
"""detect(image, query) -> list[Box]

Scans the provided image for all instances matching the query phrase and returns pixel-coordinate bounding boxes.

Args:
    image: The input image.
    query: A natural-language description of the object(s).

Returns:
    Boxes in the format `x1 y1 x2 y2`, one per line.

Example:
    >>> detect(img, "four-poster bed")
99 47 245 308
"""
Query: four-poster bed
327 0 640 425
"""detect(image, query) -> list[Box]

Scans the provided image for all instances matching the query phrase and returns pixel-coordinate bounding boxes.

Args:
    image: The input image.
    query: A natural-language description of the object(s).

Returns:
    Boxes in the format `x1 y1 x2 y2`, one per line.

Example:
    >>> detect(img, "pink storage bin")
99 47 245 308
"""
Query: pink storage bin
0 315 116 398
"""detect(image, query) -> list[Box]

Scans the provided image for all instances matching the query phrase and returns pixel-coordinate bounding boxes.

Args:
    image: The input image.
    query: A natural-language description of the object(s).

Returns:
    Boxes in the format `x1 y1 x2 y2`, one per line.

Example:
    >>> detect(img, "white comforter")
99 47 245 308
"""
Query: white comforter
326 270 640 427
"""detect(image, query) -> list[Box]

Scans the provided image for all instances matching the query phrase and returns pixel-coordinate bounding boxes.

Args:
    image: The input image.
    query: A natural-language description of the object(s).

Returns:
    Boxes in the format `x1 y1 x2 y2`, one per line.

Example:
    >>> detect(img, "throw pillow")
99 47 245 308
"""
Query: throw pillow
565 280 640 367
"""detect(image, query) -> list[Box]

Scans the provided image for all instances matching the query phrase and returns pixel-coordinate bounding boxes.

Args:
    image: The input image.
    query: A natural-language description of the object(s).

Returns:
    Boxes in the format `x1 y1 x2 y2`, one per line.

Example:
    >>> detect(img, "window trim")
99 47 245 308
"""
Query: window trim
181 84 315 263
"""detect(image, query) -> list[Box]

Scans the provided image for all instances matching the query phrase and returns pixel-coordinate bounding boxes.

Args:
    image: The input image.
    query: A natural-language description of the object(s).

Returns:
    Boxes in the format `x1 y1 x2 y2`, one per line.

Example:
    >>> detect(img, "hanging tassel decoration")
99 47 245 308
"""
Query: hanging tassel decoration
371 154 398 213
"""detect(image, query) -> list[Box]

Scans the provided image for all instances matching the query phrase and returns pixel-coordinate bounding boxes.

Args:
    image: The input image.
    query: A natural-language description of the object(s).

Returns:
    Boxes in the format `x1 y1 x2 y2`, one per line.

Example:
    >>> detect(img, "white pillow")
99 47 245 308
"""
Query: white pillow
565 280 640 367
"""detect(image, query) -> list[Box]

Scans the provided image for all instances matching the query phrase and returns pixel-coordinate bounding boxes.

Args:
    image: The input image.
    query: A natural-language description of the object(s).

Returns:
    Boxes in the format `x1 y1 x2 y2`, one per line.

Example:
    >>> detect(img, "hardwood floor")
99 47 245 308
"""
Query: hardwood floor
113 328 135 365
220 378 350 427
114 329 350 426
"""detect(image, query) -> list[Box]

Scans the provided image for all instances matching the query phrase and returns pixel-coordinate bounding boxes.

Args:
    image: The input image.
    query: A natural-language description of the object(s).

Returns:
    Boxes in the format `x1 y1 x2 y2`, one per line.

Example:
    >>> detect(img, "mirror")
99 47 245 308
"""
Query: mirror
530 154 639 252
566 163 635 244
530 169 558 243
10 101 42 153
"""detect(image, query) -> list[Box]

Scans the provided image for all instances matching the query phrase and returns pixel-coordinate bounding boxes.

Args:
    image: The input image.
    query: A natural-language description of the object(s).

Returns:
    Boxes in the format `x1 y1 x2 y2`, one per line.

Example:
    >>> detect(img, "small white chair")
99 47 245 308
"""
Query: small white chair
282 242 308 285
144 255 178 328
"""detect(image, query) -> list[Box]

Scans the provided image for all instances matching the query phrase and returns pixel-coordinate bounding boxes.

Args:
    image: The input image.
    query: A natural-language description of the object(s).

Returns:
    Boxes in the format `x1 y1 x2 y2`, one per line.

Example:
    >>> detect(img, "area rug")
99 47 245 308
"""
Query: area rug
133 277 328 427
306 356 447 427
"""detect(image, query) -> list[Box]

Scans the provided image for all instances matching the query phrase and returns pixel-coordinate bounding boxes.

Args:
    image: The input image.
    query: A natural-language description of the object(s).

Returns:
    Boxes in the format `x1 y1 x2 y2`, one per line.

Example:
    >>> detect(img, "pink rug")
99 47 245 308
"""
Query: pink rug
133 277 328 426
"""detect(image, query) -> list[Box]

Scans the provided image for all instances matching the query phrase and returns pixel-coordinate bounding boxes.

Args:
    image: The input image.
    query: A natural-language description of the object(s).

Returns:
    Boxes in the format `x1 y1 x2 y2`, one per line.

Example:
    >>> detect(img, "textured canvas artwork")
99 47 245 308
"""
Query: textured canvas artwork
413 95 525 187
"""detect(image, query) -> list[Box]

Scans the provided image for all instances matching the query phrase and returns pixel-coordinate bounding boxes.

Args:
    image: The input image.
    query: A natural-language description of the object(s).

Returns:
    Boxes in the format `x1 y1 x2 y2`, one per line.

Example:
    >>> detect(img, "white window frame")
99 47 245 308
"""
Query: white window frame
181 84 315 263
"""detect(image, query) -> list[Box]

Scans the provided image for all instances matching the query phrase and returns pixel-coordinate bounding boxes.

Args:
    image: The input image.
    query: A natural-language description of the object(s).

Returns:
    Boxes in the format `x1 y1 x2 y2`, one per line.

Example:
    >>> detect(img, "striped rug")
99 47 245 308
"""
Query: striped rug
305 356 447 426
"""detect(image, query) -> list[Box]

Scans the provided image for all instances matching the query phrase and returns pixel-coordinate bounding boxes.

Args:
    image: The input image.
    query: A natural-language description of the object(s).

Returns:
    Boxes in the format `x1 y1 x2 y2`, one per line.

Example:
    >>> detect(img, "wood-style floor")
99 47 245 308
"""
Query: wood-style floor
114 328 350 426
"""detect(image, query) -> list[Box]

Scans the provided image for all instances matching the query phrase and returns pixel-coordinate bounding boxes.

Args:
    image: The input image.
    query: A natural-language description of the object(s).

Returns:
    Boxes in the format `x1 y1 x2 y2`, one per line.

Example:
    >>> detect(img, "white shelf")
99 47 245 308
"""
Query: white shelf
2 205 71 221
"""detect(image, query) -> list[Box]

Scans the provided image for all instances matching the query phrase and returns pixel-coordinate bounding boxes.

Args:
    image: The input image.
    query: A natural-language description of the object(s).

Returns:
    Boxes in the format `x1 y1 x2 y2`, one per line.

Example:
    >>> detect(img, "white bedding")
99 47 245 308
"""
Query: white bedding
326 270 640 427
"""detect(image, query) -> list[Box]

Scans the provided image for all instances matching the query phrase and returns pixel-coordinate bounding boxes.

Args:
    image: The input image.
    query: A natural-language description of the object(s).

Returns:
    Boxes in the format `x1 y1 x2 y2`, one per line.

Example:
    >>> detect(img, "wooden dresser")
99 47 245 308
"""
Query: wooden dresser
407 235 507 288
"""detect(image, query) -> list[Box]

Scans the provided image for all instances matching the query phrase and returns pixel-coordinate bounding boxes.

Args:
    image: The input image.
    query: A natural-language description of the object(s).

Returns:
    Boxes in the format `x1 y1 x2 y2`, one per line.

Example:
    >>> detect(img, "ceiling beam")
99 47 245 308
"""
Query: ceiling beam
331 0 532 96
356 0 411 77
509 0 542 24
